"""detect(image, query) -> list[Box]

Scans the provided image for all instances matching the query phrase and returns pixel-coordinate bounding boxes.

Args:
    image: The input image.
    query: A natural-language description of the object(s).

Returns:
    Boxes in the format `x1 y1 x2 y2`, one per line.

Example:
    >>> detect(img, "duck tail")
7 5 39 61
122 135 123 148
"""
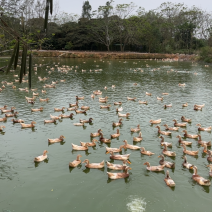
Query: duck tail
100 160 105 165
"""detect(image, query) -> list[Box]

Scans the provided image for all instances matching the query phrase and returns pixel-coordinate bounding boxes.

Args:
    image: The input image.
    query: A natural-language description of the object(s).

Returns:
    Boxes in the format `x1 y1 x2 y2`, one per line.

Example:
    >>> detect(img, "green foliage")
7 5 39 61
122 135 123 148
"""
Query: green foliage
65 42 73 50
199 47 212 63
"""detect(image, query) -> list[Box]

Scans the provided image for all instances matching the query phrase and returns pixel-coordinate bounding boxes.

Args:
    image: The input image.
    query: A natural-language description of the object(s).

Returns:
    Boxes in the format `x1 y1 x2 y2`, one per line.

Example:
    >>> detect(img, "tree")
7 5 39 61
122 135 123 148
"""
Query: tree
81 1 92 19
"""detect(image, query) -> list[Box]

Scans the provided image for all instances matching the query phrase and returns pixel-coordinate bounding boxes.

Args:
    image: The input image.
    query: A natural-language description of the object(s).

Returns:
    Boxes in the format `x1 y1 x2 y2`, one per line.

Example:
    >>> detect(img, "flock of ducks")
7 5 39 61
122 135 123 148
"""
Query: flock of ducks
1 60 212 187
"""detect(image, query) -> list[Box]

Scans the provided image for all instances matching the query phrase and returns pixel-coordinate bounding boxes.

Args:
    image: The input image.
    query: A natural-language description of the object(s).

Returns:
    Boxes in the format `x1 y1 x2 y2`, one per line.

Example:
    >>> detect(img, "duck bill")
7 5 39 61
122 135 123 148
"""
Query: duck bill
106 152 110 154
204 150 207 153
127 160 131 164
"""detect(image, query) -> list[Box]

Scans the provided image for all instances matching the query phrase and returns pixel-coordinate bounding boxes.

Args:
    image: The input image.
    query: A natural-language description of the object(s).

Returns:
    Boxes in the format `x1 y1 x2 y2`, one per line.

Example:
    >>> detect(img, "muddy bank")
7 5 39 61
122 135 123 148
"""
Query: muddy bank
32 50 195 61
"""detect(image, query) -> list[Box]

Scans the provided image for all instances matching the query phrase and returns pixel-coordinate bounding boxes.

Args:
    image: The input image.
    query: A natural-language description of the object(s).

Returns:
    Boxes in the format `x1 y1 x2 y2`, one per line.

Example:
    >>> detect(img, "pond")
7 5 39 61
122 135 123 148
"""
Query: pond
0 57 211 212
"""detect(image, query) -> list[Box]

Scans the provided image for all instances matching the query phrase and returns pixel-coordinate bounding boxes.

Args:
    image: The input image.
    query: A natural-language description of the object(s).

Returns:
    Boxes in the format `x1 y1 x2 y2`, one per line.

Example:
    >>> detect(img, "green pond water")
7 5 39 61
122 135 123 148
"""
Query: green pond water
0 57 212 212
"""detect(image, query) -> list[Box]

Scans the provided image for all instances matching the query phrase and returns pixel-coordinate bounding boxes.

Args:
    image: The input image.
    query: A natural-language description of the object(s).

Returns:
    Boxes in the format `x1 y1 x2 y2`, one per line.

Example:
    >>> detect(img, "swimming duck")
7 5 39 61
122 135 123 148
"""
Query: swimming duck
12 119 24 123
179 83 185 86
100 105 111 109
159 136 172 147
190 166 211 186
39 98 49 102
1 106 16 113
207 165 212 177
82 159 104 169
181 143 198 156
183 130 198 139
99 99 108 103
162 144 176 157
114 102 122 105
72 143 88 151
80 118 93 123
0 125 5 131
150 119 161 124
164 104 172 108
182 103 188 107
0 117 7 122
206 151 212 162
107 151 130 161
67 107 77 111
107 166 131 179
81 106 90 110
197 135 211 146
130 124 140 132
90 129 102 137
164 170 175 187
146 92 152 96
181 116 192 123
33 92 39 96
69 102 78 107
182 156 193 169
201 144 212 154
162 93 169 95
50 114 61 119
31 107 43 112
31 88 37 92
60 113 74 118
69 155 82 167
34 150 48 162
156 126 172 136
157 97 163 101
106 160 131 170
123 140 141 150
196 124 211 131
143 162 165 171
176 135 192 146
173 119 187 127
194 106 202 111
112 118 123 127
158 155 175 168
127 97 136 101
73 122 84 126
116 107 123 112
99 132 111 143
5 112 19 117
139 101 148 104
26 96 36 101
75 109 87 114
163 124 179 131
118 112 130 117
0 105 7 110
54 107 66 112
93 90 102 95
80 139 98 147
133 132 143 142
111 129 120 138
76 96 84 101
44 119 56 124
106 144 126 153
140 147 154 156
194 104 205 108
48 135 65 143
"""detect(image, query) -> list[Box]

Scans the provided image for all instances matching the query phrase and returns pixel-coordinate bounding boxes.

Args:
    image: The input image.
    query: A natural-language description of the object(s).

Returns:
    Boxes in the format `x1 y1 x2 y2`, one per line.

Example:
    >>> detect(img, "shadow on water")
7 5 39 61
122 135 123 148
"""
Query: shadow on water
34 158 49 168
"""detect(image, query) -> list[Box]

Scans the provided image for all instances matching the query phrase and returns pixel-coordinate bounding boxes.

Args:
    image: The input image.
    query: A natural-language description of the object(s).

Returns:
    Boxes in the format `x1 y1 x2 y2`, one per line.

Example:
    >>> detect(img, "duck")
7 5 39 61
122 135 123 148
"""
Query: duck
44 119 56 124
201 144 212 154
90 129 102 137
181 143 198 156
73 122 84 126
162 93 169 95
99 132 111 143
206 151 212 162
100 105 111 109
123 140 141 150
182 156 193 169
114 102 122 105
39 98 49 102
80 139 98 147
31 107 43 112
12 119 24 123
26 96 36 101
176 135 192 146
69 102 78 107
118 112 130 117
183 130 198 139
130 124 141 132
54 107 66 112
81 106 90 110
48 135 65 143
104 86 107 90
50 114 61 119
133 132 143 142
112 118 123 127
159 136 172 147
190 166 211 186
21 121 36 128
194 104 205 108
164 104 172 108
156 126 172 136
5 112 19 117
75 109 87 114
34 150 48 162
207 165 212 177
76 96 84 100
105 144 126 153
112 85 116 89
42 90 47 94
164 170 175 187
106 160 131 170
179 83 185 86
79 118 93 123
157 97 163 101
82 159 104 169
107 166 131 179
0 117 7 122
140 147 154 156
67 107 77 111
33 92 39 96
99 96 108 101
162 143 176 157
146 92 152 96
0 125 5 131
0 105 7 110
143 162 165 171
196 124 211 131
69 154 82 167
107 151 130 161
31 88 37 92
139 101 148 104
99 99 108 103
1 106 16 113
72 143 88 151
182 103 188 107
116 107 123 112
158 155 175 168
198 135 211 146
150 119 161 124
173 119 187 127
163 124 179 131
60 113 74 118
127 97 136 101
93 90 102 95
111 129 120 138
194 106 202 111
181 116 192 123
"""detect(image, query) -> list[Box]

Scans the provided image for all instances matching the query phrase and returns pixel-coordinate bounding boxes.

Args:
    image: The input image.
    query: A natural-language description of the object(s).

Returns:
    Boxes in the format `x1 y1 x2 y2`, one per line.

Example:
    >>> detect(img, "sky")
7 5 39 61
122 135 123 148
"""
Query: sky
58 0 211 15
